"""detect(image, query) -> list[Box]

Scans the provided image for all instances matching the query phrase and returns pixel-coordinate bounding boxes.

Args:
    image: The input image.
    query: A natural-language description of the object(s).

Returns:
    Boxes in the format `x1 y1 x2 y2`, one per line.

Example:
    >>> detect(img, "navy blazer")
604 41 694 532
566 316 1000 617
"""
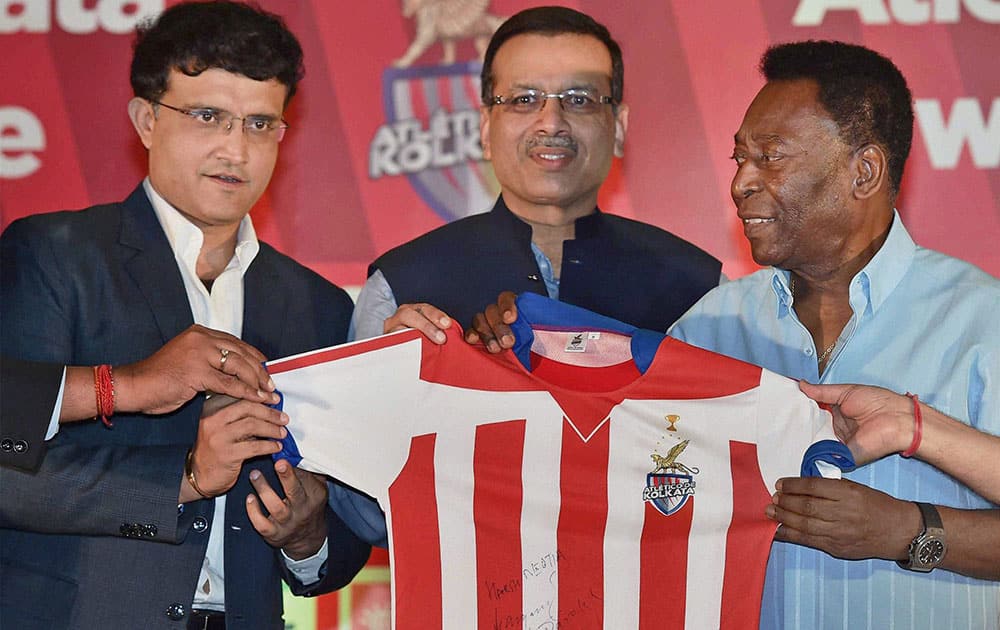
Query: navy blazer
0 357 63 471
373 196 723 331
0 186 370 629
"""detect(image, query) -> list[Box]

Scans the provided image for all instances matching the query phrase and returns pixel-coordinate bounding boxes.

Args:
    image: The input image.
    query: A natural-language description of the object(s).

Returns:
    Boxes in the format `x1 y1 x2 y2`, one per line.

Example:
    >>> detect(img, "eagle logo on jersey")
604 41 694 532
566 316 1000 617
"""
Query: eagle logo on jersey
644 439 699 516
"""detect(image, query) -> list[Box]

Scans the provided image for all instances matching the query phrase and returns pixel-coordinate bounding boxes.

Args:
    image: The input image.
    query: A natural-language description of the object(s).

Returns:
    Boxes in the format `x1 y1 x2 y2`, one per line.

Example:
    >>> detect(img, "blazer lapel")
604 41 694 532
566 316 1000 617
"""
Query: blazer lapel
119 185 194 343
242 247 289 358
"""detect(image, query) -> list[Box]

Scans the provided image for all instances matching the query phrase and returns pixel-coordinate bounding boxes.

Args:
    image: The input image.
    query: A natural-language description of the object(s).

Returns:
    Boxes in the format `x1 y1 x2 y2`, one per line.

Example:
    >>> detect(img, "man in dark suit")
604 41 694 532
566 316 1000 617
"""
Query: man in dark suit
1 327 280 472
0 2 369 628
351 6 722 344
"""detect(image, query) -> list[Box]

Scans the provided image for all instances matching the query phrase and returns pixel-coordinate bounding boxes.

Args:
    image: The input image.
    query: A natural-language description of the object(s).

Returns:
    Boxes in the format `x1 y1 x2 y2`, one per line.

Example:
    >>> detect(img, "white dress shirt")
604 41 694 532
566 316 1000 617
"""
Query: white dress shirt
144 178 326 611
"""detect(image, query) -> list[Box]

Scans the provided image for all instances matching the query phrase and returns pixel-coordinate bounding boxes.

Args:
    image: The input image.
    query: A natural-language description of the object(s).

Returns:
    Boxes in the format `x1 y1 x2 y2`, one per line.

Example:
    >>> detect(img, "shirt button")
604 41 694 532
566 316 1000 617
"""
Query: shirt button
192 516 209 533
165 603 186 621
804 347 814 356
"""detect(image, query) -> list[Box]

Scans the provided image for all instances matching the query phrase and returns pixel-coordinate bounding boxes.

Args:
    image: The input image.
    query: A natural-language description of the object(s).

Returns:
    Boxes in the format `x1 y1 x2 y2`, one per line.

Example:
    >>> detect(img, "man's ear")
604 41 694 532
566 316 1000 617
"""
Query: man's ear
127 97 155 150
852 144 886 200
479 105 492 161
613 103 629 158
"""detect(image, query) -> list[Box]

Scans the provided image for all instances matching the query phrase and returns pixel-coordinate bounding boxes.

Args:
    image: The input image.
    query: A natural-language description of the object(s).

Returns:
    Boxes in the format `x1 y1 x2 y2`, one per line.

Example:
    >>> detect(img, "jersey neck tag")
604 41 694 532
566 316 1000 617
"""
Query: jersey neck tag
564 333 589 353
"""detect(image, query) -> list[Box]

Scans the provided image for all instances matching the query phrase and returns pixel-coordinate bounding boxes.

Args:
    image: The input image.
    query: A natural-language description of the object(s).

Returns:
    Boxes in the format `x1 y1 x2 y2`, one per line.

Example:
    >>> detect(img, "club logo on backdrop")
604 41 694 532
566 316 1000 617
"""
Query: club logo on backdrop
643 421 700 517
368 0 506 221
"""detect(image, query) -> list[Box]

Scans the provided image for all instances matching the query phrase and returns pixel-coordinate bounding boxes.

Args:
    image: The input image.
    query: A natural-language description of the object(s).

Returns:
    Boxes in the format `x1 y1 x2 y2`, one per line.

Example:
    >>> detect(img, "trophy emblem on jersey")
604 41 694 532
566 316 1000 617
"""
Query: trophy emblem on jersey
665 414 680 431
643 439 699 516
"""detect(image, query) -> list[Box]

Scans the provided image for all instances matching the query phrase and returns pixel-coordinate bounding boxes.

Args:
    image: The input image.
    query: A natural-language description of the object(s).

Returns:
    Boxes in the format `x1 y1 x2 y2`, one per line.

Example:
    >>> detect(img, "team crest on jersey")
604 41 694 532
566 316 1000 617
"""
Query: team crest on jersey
367 2 506 221
643 438 700 517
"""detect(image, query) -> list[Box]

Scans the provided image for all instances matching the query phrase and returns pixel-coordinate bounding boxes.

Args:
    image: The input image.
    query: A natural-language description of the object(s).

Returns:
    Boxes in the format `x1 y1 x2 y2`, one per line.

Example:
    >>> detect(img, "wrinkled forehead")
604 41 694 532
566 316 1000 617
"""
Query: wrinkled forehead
491 33 614 91
735 79 841 144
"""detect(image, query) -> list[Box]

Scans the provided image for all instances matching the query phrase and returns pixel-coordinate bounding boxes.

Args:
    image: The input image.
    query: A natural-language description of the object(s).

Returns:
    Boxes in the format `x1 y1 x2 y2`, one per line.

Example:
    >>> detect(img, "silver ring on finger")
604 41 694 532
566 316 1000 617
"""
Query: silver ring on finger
220 348 230 369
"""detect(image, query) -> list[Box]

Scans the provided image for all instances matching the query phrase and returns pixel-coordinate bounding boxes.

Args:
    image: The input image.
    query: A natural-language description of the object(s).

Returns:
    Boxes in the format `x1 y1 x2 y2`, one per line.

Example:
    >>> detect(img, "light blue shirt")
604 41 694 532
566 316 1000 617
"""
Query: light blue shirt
670 212 1000 630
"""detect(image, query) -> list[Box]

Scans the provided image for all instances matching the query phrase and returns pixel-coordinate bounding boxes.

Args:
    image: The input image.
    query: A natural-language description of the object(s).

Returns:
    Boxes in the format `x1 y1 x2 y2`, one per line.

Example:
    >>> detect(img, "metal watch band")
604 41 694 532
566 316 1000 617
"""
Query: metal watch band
897 501 946 572
915 501 943 531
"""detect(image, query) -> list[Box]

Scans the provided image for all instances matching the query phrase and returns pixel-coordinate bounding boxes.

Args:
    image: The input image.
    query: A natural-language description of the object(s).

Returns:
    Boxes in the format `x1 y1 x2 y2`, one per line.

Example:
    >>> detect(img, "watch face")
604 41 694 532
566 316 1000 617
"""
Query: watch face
917 538 946 565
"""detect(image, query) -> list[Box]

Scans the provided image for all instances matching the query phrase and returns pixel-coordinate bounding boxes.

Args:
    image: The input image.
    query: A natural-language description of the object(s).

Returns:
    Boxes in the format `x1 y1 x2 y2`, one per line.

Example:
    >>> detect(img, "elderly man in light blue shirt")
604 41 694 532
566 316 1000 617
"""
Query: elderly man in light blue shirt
670 41 999 630
417 39 1000 629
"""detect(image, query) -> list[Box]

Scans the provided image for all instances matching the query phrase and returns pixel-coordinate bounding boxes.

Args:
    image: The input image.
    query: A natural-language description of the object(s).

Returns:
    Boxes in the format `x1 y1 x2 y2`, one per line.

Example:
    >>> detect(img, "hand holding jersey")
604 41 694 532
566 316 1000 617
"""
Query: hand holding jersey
267 294 853 629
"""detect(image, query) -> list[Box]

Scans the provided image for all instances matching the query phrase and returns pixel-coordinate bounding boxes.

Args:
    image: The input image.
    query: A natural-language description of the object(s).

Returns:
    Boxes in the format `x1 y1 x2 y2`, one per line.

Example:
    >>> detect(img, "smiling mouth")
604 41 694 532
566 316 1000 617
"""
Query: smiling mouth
211 174 244 184
527 136 578 165
742 218 775 225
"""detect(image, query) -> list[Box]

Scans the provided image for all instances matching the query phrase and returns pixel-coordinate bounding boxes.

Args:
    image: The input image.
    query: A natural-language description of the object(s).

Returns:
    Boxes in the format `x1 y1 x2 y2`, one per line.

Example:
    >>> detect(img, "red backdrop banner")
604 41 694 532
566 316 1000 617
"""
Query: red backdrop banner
2 0 997 283
2 1 998 627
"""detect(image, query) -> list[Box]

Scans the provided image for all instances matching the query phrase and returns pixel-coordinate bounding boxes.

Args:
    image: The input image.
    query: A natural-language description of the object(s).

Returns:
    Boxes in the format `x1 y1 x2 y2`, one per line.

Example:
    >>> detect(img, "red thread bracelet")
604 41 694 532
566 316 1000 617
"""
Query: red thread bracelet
900 392 922 458
93 364 115 429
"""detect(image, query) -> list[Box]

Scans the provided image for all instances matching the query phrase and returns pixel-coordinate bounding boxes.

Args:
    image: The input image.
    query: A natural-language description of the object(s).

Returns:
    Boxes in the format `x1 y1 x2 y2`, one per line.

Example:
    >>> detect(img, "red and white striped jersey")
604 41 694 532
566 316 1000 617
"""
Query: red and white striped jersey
268 297 848 630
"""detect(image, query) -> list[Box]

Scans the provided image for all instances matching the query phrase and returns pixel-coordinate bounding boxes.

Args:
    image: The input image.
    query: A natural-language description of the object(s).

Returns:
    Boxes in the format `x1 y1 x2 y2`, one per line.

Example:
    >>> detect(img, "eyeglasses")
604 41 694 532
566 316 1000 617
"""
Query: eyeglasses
150 100 289 143
491 89 615 115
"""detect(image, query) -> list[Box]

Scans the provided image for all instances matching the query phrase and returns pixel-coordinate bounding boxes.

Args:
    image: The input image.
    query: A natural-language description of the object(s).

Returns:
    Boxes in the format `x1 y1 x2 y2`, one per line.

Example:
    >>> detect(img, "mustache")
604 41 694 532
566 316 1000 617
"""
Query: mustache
526 135 578 152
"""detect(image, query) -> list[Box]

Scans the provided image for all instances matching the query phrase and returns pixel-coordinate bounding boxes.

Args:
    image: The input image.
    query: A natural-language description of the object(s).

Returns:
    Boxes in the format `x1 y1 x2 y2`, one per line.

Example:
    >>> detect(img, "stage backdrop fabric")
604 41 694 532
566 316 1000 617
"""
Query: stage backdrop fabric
2 1 997 628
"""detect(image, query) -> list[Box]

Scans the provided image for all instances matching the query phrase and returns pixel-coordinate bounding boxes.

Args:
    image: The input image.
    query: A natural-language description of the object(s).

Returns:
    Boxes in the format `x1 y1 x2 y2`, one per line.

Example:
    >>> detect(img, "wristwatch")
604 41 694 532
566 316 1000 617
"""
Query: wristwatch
897 502 946 572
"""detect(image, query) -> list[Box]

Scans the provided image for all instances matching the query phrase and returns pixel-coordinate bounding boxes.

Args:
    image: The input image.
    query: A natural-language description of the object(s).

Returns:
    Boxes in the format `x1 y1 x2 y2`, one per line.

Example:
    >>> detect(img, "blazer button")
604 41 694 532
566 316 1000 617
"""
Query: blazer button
0 439 12 452
143 524 158 538
192 516 209 533
119 523 135 537
165 602 187 621
13 440 28 454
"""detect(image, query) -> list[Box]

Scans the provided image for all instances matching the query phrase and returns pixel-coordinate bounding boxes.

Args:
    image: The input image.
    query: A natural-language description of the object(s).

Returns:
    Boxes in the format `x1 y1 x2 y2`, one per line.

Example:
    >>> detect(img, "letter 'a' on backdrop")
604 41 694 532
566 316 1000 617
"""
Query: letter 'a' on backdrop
2 0 997 627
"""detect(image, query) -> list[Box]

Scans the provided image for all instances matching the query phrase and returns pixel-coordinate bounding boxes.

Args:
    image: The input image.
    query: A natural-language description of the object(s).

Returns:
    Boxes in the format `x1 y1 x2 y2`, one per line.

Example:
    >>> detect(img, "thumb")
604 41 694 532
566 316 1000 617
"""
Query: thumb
798 380 852 406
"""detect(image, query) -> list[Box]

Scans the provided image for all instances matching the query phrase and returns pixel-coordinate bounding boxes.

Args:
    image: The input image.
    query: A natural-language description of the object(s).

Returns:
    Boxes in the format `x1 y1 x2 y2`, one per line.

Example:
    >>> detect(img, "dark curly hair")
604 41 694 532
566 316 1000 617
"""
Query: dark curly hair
481 6 623 108
130 1 304 105
761 40 913 198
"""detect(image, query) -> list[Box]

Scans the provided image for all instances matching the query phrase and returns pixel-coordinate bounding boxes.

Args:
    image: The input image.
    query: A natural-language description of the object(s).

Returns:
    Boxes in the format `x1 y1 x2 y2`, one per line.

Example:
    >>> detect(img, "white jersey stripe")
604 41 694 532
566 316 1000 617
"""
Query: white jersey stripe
519 402 563 625
605 411 646 629
433 409 478 629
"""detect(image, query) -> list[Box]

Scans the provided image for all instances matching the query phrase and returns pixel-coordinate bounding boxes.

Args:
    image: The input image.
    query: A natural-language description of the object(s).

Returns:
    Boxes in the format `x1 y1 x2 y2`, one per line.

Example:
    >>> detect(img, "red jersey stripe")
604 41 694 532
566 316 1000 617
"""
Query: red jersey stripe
639 495 694 629
557 417 609 628
474 420 526 630
390 434 443 629
721 441 775 630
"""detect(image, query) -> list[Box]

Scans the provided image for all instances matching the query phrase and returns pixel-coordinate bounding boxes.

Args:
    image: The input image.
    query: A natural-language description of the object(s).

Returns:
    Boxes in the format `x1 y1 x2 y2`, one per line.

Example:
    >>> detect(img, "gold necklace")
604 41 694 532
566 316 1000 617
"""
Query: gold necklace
790 276 838 366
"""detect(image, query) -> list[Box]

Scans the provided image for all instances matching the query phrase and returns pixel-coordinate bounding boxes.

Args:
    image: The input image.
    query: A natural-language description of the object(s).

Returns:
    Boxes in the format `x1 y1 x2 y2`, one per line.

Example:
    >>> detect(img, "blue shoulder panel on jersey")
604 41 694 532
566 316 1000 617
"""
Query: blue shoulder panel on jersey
266 390 304 467
800 439 856 477
630 329 666 374
511 293 665 374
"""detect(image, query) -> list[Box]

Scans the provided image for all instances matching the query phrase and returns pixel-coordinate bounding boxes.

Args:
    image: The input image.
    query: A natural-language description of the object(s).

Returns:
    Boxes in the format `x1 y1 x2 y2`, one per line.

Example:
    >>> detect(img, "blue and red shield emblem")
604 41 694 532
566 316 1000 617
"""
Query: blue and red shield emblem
369 62 499 221
644 473 696 517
